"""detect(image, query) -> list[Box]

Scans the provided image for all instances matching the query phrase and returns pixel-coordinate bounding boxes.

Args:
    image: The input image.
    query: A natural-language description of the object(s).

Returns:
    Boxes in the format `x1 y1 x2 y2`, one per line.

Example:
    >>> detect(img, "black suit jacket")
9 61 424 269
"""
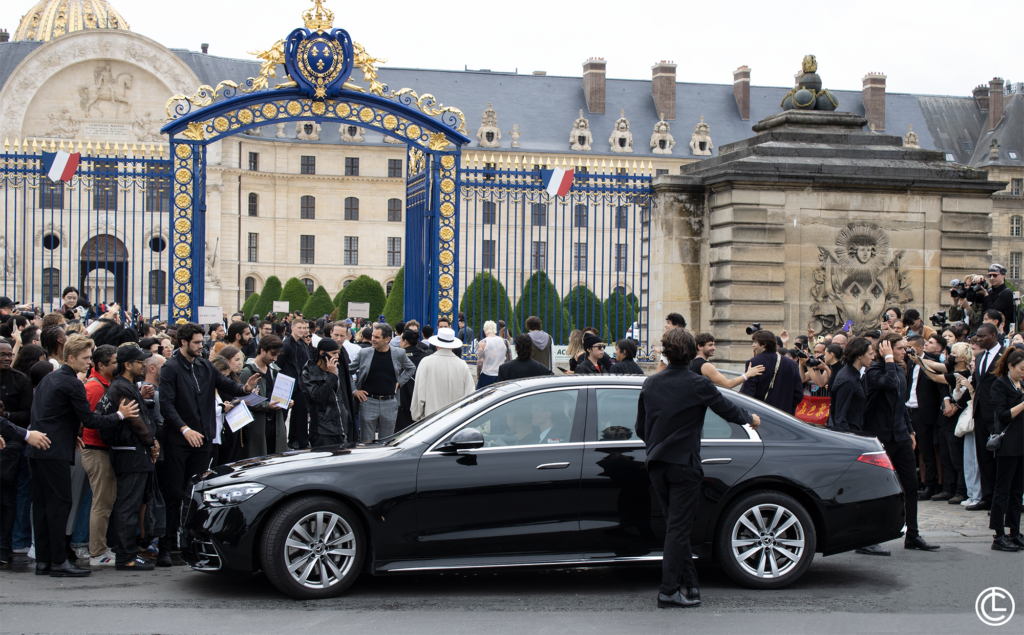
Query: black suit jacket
27 365 121 463
864 359 915 444
973 344 1003 436
740 352 804 415
908 356 943 426
990 375 1023 458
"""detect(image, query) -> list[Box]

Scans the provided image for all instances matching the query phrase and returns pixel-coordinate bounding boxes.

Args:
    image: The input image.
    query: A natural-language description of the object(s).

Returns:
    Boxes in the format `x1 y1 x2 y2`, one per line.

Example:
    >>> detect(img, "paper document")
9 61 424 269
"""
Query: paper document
271 373 295 408
225 401 254 433
240 393 268 408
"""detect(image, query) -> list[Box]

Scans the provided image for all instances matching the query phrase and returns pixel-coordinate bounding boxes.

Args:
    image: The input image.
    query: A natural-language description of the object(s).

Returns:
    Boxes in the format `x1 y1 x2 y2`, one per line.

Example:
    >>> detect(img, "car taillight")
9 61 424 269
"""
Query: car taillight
857 452 894 471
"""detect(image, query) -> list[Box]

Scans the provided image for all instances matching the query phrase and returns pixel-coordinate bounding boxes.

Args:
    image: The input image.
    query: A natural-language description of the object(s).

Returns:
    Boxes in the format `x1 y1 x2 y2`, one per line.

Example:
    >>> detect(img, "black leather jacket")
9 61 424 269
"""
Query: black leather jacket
301 361 352 441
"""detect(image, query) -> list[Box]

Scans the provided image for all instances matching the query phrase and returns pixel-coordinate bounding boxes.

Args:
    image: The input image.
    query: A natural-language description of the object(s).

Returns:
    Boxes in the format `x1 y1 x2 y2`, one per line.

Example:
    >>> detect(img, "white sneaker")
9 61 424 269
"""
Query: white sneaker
961 498 978 506
74 546 91 560
89 550 116 566
27 545 35 559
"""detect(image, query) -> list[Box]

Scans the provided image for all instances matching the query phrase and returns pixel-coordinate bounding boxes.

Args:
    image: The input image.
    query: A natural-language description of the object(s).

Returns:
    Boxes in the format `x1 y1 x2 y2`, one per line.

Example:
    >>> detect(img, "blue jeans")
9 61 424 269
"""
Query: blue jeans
70 482 92 547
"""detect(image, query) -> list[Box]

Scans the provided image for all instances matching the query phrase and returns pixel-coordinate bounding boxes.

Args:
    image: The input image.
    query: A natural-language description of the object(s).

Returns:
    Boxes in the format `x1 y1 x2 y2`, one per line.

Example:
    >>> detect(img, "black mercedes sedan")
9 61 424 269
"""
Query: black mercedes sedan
180 376 905 599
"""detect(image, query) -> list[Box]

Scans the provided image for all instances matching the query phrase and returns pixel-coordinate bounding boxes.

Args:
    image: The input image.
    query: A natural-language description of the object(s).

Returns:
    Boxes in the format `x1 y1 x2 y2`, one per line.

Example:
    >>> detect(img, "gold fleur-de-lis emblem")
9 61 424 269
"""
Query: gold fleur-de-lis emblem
316 59 324 70
311 46 319 57
323 47 331 58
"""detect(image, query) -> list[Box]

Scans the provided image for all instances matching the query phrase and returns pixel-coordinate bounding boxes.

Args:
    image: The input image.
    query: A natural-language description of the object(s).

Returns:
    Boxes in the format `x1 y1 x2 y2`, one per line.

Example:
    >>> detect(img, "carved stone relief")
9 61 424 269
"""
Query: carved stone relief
244 126 264 137
383 134 404 144
508 124 523 148
0 237 20 282
276 122 287 138
476 102 501 148
689 115 713 156
608 109 634 153
340 124 364 142
809 222 913 334
297 121 321 141
40 107 81 138
78 63 134 118
131 111 164 142
205 239 221 286
650 114 675 155
902 124 920 148
570 110 593 151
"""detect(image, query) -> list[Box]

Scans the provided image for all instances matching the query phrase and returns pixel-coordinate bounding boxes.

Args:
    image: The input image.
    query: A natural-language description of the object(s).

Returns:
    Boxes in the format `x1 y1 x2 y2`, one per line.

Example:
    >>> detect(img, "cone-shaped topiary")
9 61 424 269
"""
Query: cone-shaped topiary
563 285 604 340
332 288 345 307
605 289 640 343
280 277 311 314
383 267 405 327
513 271 574 344
252 276 283 319
336 275 387 322
302 286 336 320
460 272 514 339
329 306 340 321
240 292 260 321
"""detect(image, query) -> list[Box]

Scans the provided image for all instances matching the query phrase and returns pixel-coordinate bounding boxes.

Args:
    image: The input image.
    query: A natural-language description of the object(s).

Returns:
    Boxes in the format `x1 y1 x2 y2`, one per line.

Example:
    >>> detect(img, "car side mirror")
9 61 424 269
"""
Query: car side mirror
449 428 484 452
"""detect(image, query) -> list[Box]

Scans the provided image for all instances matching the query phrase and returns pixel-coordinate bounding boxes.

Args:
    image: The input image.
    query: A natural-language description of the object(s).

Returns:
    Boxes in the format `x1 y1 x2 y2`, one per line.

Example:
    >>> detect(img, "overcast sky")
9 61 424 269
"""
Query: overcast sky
2 0 1019 96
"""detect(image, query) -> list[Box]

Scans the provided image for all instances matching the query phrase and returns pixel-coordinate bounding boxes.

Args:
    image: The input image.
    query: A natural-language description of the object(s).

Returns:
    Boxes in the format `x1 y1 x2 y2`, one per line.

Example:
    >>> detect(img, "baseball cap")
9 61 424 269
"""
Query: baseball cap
116 344 153 367
0 297 17 309
988 263 1006 275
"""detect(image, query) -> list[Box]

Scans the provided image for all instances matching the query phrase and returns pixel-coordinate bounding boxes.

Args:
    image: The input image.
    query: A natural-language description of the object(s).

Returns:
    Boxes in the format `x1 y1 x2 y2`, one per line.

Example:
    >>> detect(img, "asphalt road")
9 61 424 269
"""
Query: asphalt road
1 533 1021 635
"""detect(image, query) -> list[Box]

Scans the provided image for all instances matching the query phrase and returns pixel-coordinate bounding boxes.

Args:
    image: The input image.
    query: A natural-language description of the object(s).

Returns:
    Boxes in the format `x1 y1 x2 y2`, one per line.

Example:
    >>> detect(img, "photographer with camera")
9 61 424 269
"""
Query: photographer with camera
947 276 984 332
977 264 1016 335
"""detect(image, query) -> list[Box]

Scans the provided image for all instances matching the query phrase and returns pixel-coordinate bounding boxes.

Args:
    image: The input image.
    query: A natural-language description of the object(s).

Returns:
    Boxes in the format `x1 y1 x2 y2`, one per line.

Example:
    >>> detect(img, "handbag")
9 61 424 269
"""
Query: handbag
954 399 974 437
986 427 1004 452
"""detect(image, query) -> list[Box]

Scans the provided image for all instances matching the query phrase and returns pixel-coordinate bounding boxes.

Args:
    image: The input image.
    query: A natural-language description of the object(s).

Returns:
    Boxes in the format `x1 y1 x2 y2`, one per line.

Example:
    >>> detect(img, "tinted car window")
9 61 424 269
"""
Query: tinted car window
461 389 579 447
593 388 750 441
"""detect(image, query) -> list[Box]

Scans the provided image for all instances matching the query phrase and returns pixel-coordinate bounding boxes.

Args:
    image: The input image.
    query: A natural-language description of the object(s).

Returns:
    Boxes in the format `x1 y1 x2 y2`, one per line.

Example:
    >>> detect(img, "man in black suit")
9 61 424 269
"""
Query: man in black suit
740 330 804 415
279 319 313 449
966 324 1003 510
636 328 760 609
905 335 945 500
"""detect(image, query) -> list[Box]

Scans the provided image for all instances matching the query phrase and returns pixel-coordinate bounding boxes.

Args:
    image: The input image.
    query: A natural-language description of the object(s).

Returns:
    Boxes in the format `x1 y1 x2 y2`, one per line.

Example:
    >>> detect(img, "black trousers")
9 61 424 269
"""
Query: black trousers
990 455 1024 537
160 441 211 550
648 460 702 594
287 393 310 448
882 439 919 539
909 409 938 488
28 458 72 565
975 415 997 501
112 471 150 564
938 423 965 496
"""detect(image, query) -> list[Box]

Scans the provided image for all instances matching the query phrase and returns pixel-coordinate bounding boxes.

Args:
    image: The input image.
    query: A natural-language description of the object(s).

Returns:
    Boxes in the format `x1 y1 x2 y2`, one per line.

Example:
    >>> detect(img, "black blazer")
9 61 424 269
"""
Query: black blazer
27 365 121 463
973 344 1003 436
908 355 943 426
864 359 914 444
830 364 866 431
740 352 804 415
990 375 1023 458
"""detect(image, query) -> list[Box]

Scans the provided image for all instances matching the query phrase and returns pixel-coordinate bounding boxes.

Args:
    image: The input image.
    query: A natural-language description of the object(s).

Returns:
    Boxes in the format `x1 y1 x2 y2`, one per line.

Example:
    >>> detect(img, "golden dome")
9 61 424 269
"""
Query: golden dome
13 0 130 43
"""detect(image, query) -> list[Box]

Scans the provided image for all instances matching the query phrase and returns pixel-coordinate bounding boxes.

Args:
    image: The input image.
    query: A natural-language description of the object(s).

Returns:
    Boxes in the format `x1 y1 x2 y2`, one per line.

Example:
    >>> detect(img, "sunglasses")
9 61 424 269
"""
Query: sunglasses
987 273 1000 278
592 345 606 350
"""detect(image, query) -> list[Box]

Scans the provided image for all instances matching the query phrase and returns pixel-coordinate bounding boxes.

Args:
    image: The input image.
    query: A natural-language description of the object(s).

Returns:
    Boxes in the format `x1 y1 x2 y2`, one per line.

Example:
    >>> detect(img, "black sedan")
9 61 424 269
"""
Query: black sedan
180 376 906 599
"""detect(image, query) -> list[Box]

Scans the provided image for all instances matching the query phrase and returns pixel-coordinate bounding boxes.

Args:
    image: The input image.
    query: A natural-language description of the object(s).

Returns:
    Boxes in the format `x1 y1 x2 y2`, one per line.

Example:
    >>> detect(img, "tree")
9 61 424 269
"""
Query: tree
336 275 387 322
302 285 335 319
252 276 283 319
563 285 604 339
513 271 574 344
605 289 640 343
460 272 514 338
279 277 311 314
240 292 260 321
332 288 346 307
329 306 341 321
383 267 405 327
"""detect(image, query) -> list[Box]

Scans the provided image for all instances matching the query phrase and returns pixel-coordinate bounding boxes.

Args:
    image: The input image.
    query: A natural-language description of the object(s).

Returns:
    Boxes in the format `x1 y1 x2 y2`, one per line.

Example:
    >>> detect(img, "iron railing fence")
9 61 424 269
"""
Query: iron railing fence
1 139 174 320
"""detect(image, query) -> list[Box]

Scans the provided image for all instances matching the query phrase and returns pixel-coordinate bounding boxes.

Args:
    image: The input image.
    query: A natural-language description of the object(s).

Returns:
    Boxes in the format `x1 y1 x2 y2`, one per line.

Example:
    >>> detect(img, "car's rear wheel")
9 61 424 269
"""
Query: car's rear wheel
260 496 364 599
716 490 815 589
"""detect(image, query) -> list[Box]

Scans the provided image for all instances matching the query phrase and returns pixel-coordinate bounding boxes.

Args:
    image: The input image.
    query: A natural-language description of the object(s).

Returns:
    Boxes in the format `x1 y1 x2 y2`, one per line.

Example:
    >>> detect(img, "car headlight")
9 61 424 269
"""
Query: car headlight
202 483 265 507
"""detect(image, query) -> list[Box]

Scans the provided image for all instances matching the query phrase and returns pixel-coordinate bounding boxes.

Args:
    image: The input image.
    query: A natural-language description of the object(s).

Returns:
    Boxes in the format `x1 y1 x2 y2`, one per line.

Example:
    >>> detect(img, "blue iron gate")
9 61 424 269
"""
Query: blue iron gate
1 139 174 318
458 156 653 358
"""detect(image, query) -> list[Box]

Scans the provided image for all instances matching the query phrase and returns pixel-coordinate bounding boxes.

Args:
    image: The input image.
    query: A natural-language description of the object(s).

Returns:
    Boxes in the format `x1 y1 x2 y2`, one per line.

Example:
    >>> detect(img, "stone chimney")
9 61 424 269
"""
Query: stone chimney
733 66 750 121
0 29 9 43
862 72 886 132
973 85 990 111
583 57 606 114
201 43 209 54
989 77 1004 130
651 61 676 120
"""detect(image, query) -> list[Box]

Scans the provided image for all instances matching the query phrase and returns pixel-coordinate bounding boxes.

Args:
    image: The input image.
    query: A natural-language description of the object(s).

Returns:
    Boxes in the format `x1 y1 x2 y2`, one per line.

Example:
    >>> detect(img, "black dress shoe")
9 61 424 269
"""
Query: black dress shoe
966 500 991 511
905 535 940 551
917 486 936 501
855 544 891 556
1010 535 1024 549
686 587 700 601
991 535 1021 552
658 590 701 608
35 562 51 575
156 549 173 567
50 560 91 577
931 491 953 501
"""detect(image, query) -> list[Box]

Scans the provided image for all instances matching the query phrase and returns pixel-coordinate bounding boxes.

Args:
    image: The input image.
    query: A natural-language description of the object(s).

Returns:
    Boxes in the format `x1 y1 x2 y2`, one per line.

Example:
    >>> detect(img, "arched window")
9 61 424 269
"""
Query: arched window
345 197 359 221
248 193 258 217
388 198 402 222
42 267 60 303
302 278 314 293
386 280 394 296
300 195 315 219
148 270 167 305
343 279 353 288
244 276 256 299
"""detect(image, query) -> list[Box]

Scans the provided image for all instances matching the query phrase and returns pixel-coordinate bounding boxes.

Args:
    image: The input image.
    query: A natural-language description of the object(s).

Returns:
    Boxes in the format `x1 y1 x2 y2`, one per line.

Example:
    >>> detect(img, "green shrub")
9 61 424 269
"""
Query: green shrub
252 276 283 319
563 286 604 339
302 286 336 319
383 267 405 327
605 289 640 342
460 272 514 338
513 271 574 344
279 277 311 314
336 275 387 322
240 292 260 321
329 306 340 321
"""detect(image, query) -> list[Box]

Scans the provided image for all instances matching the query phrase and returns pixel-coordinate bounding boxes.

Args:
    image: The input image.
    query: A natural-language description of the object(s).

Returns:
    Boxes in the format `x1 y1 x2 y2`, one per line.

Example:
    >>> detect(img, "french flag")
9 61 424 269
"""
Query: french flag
540 167 574 198
41 150 81 183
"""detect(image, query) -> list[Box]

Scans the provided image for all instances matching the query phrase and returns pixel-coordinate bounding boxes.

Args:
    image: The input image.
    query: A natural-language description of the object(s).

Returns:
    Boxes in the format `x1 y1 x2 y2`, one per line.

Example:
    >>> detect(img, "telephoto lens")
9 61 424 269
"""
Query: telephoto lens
745 322 762 335
805 357 823 368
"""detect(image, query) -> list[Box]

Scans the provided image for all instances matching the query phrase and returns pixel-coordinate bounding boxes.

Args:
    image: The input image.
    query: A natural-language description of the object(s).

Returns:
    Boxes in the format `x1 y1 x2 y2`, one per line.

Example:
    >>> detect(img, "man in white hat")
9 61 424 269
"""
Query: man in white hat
410 327 476 421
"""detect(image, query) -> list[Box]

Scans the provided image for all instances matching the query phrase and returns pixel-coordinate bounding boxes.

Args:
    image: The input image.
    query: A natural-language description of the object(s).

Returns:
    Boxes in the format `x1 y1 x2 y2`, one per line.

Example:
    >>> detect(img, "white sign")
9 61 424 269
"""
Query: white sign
347 302 370 319
552 345 570 364
225 401 254 433
272 301 290 313
82 122 130 141
197 306 222 325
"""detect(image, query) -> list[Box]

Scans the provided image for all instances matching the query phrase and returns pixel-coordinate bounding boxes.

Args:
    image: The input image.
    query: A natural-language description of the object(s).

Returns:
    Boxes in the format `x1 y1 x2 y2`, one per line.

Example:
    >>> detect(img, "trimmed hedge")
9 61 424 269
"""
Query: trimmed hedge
460 272 514 338
336 275 387 322
605 289 640 342
513 271 574 344
240 292 260 321
563 286 604 340
279 277 311 314
383 267 405 328
302 285 336 319
252 276 283 319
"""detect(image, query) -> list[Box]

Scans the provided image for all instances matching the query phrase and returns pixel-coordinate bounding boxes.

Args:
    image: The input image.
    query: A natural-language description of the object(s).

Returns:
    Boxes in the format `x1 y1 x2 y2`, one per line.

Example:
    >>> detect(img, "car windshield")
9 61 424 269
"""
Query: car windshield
384 387 501 446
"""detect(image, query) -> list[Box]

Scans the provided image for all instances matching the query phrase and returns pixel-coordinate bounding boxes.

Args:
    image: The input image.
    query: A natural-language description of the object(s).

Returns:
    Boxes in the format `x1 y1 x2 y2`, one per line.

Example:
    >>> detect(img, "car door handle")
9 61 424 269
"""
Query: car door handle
536 462 570 469
701 458 732 464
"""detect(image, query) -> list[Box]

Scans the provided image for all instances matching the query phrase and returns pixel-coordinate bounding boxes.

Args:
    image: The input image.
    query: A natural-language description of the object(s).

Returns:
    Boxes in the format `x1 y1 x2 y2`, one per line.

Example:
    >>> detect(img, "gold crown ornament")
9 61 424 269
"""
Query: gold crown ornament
303 0 335 32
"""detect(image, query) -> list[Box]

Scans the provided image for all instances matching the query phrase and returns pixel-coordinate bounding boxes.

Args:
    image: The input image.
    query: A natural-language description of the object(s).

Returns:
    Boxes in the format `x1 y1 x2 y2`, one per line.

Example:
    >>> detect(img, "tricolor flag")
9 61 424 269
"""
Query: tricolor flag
41 150 81 183
540 167 575 198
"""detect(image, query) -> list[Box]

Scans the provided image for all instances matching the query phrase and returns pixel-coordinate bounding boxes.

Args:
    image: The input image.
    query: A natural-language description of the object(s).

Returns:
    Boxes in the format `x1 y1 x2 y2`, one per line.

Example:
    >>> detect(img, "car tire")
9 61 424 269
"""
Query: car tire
260 495 365 599
715 490 816 590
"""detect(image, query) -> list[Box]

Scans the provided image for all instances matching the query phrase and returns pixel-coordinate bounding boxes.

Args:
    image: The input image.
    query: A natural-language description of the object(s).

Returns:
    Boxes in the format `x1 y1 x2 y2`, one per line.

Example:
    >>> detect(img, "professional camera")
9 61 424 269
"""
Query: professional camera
949 279 968 299
930 311 949 328
805 356 824 368
971 279 989 294
745 322 762 335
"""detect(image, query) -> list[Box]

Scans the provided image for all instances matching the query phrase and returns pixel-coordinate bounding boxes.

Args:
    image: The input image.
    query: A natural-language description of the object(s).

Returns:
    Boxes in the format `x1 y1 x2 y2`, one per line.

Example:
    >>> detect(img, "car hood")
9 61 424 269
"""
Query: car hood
197 444 402 487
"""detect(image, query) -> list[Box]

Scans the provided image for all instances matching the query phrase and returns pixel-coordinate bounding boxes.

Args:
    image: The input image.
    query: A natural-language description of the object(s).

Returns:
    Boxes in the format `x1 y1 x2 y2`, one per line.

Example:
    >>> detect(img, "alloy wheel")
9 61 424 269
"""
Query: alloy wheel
730 503 805 579
283 511 357 589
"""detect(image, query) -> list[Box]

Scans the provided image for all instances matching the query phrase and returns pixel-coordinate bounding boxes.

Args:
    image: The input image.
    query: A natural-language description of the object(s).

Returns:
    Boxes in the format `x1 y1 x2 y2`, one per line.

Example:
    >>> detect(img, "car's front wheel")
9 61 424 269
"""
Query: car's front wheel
260 495 365 599
716 490 816 589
